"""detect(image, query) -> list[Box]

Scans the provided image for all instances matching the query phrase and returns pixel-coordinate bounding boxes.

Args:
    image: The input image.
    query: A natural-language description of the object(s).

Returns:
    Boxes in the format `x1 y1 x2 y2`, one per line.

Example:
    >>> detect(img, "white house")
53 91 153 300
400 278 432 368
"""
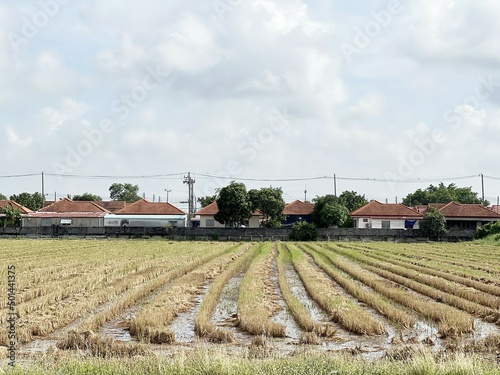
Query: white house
351 200 423 229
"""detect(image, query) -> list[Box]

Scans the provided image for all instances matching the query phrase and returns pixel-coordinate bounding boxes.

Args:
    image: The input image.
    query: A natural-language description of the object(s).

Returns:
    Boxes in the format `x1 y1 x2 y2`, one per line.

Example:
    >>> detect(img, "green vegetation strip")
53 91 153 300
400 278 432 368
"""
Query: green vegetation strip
237 243 286 337
276 244 333 337
328 244 497 319
287 244 385 335
299 245 415 329
194 243 259 339
3 349 499 375
311 244 473 336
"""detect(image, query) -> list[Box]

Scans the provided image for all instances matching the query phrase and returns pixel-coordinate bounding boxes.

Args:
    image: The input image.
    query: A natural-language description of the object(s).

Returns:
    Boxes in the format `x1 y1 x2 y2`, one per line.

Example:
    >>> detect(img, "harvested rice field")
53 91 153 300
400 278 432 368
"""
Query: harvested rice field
1 239 500 374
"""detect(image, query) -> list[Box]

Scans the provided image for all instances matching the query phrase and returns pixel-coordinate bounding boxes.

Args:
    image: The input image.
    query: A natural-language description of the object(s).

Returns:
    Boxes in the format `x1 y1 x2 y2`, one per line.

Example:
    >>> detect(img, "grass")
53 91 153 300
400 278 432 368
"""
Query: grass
237 243 286 337
287 244 385 335
2 348 500 375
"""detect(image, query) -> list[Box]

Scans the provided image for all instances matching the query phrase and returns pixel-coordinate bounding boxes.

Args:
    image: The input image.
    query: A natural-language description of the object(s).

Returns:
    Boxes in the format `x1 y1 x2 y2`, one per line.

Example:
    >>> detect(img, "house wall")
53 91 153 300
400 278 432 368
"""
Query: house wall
199 215 261 228
22 217 104 227
355 218 420 230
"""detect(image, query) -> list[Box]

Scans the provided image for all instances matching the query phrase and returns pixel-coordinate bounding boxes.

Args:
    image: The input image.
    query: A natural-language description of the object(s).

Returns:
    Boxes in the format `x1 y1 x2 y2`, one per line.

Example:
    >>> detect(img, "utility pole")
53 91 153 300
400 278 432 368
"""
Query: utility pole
333 174 337 197
41 171 45 209
165 188 171 203
304 185 307 202
183 172 195 224
480 173 485 204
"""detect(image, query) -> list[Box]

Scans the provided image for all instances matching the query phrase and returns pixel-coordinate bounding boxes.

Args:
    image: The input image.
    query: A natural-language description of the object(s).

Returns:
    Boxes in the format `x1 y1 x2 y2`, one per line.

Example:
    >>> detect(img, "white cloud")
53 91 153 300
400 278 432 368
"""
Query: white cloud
5 125 32 147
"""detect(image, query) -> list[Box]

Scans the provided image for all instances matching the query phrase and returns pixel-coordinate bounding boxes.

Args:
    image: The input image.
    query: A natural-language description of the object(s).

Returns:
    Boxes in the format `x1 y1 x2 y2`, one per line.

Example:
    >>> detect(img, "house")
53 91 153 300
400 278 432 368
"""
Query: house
22 198 110 227
282 200 315 226
417 202 500 230
0 200 34 215
106 199 186 227
491 205 500 214
97 201 128 213
195 201 262 228
351 200 423 229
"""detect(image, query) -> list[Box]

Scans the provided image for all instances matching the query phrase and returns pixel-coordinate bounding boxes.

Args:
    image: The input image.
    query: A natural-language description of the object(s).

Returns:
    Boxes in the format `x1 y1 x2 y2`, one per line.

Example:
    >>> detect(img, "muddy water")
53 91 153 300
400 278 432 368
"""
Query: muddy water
169 284 210 343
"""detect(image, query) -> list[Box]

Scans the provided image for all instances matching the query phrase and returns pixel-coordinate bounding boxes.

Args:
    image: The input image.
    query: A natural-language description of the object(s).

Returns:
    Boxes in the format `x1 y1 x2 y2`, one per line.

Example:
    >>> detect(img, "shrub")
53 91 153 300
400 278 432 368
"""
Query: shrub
476 221 500 239
419 208 446 238
289 221 318 241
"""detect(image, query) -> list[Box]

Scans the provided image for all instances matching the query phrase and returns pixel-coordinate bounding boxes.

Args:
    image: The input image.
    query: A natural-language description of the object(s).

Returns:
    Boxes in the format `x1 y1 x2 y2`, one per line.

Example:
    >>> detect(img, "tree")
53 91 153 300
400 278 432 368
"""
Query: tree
338 191 368 212
197 195 216 208
419 207 447 238
0 193 6 200
249 187 285 228
0 204 22 228
403 183 488 206
289 221 318 241
72 193 102 201
214 181 252 227
9 192 43 211
311 195 350 228
109 183 140 203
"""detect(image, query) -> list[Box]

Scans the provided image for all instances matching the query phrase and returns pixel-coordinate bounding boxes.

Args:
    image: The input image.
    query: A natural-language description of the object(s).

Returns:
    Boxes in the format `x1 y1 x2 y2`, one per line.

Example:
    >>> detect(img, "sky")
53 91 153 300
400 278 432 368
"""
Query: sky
1 0 500 210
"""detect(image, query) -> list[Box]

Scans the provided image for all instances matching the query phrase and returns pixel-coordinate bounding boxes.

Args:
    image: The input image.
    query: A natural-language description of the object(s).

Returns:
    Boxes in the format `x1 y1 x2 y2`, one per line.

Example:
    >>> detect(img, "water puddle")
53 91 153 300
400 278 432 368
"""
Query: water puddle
170 284 210 343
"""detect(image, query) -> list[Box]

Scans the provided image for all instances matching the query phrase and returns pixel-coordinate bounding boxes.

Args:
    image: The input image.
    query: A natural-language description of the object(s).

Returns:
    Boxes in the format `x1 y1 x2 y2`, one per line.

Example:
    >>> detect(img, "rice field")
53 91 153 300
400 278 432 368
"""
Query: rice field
1 239 500 373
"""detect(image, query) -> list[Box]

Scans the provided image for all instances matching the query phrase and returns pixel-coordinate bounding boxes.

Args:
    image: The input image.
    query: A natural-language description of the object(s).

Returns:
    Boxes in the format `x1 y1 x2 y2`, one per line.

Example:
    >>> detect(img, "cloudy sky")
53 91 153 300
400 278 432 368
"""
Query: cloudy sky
1 0 500 209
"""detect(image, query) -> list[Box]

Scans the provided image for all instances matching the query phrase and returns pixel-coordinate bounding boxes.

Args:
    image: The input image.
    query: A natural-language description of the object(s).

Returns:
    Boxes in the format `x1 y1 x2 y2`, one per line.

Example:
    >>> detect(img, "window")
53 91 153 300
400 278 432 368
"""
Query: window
206 219 214 227
381 221 391 229
363 218 368 223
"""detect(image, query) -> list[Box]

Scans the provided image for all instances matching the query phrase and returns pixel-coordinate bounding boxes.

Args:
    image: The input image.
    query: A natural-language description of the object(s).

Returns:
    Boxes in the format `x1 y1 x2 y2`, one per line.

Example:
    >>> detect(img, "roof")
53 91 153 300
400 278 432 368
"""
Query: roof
195 201 262 216
415 203 446 214
491 205 500 214
114 199 185 215
438 202 500 219
97 201 128 213
25 212 108 218
351 200 423 219
39 198 109 213
283 200 315 215
0 200 34 214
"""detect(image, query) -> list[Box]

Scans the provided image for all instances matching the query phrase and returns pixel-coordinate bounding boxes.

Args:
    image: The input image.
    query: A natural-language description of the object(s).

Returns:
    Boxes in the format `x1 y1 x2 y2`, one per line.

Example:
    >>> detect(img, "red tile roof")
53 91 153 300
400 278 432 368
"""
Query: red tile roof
26 212 108 218
195 201 262 216
491 205 500 214
39 198 109 213
114 199 185 215
283 200 315 215
438 202 500 219
351 200 423 219
415 203 446 214
97 201 128 213
0 200 34 214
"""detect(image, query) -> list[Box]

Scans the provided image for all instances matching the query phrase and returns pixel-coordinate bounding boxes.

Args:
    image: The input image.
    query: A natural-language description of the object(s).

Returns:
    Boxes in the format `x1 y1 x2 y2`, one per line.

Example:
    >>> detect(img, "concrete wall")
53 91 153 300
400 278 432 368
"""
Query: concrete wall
0 226 476 241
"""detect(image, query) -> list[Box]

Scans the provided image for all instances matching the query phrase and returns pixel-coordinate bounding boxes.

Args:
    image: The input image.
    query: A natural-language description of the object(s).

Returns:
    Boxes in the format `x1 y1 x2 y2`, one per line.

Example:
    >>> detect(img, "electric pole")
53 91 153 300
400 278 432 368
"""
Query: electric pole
480 173 485 204
333 174 337 197
183 172 195 224
41 171 45 209
304 185 307 202
165 188 171 203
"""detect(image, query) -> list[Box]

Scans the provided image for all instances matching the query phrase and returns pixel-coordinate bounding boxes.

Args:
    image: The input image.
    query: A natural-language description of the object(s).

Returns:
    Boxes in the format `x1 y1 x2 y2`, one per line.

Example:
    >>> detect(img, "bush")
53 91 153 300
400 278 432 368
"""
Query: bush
419 208 447 238
476 221 500 239
289 221 318 241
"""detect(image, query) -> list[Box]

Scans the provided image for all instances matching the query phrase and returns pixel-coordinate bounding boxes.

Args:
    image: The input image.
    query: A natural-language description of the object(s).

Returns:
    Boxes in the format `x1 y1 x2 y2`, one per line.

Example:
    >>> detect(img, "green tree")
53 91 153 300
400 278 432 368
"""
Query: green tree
403 183 488 206
214 181 252 227
419 207 447 238
0 193 6 200
249 187 285 228
9 192 43 211
0 204 22 228
338 191 368 212
197 195 216 208
109 183 140 203
289 221 318 241
72 193 102 201
312 195 350 228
